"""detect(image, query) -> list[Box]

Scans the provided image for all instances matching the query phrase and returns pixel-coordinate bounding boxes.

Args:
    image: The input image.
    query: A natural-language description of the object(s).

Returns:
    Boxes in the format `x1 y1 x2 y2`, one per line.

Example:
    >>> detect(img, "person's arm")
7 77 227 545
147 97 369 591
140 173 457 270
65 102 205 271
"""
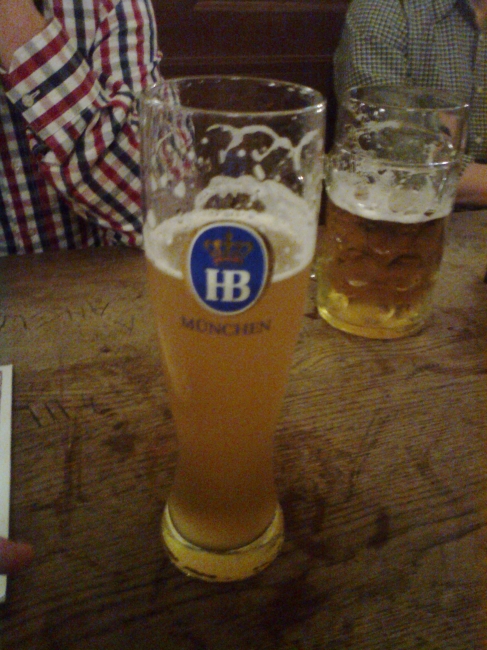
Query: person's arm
0 537 34 575
0 0 161 245
455 161 487 206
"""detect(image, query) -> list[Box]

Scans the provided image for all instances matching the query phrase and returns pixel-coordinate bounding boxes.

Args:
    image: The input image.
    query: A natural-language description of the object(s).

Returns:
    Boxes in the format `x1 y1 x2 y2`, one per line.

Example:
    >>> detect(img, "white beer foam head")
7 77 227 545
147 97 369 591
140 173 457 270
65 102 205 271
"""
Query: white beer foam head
327 168 455 224
144 209 313 283
144 176 317 281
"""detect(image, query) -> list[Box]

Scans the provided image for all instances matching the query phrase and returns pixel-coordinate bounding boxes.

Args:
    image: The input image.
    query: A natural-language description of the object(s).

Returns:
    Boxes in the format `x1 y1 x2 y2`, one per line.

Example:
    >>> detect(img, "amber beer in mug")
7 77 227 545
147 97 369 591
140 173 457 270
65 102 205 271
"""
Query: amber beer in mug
140 77 325 580
317 86 468 339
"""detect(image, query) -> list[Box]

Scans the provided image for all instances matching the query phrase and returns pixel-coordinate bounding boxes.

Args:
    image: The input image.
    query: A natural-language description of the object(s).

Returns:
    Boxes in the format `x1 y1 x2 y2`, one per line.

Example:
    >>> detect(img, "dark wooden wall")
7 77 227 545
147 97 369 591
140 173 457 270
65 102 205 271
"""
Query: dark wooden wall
152 0 349 148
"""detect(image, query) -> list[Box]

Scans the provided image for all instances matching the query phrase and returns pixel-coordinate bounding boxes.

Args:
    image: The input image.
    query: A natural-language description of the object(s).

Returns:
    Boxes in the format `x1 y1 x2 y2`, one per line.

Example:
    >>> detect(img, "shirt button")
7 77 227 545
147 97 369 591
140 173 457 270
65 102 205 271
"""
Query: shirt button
22 94 35 108
475 135 483 144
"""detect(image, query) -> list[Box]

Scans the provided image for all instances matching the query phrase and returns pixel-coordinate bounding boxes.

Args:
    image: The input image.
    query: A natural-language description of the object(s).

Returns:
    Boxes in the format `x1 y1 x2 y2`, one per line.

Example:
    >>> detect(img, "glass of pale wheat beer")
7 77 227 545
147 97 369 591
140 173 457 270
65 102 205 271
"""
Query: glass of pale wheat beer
317 85 468 339
140 77 325 581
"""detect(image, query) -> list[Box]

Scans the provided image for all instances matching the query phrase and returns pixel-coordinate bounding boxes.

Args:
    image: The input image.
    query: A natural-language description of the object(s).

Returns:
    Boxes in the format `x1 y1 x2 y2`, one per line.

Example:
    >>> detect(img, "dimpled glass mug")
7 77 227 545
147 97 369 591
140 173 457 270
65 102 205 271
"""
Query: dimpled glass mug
140 77 325 580
316 85 468 339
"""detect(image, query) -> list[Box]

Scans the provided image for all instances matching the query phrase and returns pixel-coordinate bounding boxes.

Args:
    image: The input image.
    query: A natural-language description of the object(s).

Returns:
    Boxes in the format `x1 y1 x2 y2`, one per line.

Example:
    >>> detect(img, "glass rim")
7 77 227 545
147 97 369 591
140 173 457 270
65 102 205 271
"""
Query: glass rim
345 84 469 113
141 75 326 117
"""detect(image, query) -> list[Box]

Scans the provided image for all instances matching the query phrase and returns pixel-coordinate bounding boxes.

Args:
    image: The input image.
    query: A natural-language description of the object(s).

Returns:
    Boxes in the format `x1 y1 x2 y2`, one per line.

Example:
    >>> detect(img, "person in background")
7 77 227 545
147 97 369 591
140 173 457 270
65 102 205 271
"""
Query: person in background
0 0 161 568
0 0 161 255
333 0 487 207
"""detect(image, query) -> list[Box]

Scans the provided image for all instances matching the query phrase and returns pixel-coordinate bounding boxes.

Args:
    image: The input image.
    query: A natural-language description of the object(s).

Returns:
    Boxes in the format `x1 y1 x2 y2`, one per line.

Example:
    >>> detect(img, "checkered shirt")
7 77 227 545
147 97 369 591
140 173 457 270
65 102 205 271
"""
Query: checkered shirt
334 0 487 163
0 0 161 255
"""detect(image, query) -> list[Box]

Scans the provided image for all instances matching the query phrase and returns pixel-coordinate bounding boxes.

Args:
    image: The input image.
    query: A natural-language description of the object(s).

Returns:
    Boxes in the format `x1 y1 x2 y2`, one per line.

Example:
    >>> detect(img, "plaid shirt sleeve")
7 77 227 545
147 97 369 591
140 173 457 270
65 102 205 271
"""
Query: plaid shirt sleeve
1 0 160 247
333 0 409 101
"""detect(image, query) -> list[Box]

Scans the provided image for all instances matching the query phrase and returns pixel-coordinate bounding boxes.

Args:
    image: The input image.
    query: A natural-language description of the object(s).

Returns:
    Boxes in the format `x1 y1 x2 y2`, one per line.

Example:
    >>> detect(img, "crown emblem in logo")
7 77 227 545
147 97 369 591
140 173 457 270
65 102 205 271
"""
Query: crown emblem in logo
204 230 254 265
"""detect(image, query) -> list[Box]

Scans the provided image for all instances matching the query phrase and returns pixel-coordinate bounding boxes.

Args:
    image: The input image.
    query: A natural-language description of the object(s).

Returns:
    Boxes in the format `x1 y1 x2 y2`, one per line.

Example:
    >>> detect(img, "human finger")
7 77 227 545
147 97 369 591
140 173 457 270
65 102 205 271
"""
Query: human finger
0 537 34 575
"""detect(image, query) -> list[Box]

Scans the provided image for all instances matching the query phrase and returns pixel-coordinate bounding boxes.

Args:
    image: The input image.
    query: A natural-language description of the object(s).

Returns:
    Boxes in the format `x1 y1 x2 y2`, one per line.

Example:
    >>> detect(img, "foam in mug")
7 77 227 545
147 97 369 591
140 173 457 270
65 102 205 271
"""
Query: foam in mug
327 165 455 226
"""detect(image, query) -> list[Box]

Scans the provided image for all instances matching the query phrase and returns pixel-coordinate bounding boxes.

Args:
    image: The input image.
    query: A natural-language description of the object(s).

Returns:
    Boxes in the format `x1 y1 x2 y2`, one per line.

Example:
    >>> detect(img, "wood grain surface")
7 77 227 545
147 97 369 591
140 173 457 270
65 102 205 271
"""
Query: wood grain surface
0 212 486 649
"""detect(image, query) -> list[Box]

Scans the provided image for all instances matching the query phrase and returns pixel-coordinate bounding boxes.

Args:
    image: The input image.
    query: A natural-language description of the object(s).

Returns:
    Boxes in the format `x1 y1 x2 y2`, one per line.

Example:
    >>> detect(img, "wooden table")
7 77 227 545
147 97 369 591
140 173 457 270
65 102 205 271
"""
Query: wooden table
0 211 486 649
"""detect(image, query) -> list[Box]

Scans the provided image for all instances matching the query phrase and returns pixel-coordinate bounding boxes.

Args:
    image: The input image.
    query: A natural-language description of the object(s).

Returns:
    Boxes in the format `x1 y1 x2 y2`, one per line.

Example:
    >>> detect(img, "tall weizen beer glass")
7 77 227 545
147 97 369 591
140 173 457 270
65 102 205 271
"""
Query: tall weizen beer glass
317 86 468 339
140 77 325 580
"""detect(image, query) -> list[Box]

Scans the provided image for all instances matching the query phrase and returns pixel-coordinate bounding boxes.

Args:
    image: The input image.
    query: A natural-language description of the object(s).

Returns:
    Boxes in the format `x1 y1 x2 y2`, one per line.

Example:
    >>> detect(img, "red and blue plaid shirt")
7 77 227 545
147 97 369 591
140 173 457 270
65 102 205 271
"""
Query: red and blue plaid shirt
0 0 161 255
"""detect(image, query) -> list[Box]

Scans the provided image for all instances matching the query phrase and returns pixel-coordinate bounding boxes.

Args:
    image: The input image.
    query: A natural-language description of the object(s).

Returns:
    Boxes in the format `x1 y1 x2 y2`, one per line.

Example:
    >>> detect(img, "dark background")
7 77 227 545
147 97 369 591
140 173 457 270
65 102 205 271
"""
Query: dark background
153 0 349 148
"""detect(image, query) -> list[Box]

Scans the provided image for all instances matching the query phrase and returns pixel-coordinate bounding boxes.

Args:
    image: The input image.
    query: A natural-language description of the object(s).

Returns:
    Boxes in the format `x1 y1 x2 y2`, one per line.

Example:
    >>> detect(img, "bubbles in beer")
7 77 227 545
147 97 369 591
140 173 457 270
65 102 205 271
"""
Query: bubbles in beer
317 196 446 338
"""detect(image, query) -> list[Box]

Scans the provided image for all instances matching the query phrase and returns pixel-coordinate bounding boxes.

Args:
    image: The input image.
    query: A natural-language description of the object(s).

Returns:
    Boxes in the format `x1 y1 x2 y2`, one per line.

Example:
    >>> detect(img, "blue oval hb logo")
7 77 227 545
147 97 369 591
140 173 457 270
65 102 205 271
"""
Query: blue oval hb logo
187 222 270 315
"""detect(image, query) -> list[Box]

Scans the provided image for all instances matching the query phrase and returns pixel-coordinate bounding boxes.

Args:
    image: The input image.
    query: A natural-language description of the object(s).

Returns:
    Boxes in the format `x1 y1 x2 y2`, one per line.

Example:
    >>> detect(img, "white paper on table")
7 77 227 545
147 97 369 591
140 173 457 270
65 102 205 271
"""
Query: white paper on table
0 365 13 603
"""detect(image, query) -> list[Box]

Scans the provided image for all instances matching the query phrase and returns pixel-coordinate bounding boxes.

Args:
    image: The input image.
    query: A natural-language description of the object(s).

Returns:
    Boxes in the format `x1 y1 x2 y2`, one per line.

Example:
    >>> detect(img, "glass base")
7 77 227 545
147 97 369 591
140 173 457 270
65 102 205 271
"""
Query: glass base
161 503 284 582
318 305 426 339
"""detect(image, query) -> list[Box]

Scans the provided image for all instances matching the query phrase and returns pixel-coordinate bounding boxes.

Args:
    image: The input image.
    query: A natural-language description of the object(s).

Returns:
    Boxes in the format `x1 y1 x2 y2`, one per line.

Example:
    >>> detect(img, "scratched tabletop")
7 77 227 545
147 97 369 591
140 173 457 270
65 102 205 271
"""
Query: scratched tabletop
0 211 486 650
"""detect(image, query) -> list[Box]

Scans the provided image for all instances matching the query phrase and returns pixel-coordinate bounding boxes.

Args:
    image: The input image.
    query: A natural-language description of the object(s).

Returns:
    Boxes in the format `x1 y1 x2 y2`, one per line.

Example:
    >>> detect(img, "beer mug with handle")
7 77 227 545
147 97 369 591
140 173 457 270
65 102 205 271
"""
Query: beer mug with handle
317 85 468 339
140 77 325 581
